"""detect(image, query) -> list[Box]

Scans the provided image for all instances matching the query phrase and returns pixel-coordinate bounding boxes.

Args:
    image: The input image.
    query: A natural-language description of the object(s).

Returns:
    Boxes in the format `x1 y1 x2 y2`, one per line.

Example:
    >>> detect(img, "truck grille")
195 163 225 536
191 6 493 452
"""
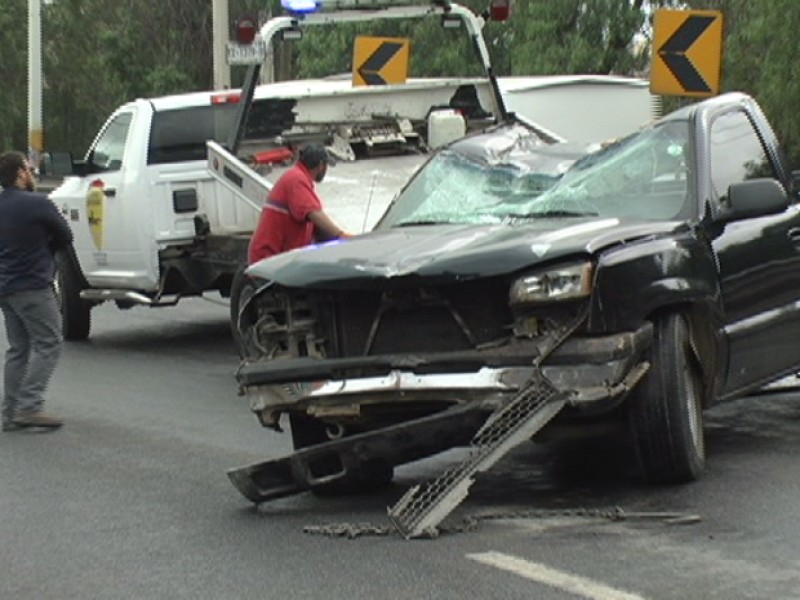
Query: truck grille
249 279 585 362
327 278 512 357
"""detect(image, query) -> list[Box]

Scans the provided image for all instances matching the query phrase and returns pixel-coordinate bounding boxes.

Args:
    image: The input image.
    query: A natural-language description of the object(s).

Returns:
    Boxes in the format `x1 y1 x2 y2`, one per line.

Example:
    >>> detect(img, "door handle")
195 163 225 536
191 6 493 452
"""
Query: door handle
105 188 117 197
788 227 800 242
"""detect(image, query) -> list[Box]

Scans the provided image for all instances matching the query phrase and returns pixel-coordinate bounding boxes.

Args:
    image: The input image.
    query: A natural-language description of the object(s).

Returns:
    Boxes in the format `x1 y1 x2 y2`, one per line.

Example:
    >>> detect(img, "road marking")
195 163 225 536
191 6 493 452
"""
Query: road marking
466 551 646 600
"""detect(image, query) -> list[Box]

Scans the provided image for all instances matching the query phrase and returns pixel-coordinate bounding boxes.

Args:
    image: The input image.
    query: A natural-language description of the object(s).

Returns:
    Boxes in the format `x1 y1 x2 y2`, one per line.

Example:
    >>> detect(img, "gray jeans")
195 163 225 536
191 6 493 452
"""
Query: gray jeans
0 287 63 421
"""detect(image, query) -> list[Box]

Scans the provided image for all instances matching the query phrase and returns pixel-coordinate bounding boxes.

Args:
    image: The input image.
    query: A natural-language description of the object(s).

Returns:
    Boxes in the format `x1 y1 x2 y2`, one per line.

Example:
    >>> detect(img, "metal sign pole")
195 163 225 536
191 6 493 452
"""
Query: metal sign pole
28 0 43 167
212 0 232 90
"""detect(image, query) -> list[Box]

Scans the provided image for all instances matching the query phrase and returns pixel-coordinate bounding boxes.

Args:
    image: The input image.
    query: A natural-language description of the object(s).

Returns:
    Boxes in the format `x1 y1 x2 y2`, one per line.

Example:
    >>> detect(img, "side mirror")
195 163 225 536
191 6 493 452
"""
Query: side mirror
714 178 788 224
792 169 800 199
40 152 75 177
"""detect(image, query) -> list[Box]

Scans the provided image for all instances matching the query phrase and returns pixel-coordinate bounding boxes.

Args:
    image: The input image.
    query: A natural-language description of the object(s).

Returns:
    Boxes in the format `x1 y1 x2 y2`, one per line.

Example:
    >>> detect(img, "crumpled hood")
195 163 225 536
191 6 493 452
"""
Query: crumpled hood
247 218 686 288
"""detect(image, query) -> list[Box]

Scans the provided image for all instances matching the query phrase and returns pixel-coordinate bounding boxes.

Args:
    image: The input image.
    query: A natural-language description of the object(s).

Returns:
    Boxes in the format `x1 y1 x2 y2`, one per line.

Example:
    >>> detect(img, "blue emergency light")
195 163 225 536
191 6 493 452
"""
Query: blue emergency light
281 0 320 13
281 0 431 13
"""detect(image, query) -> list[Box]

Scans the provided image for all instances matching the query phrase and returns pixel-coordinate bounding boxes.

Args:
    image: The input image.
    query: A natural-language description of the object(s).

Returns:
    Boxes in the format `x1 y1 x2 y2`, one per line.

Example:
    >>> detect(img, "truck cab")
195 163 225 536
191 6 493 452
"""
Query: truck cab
51 93 256 292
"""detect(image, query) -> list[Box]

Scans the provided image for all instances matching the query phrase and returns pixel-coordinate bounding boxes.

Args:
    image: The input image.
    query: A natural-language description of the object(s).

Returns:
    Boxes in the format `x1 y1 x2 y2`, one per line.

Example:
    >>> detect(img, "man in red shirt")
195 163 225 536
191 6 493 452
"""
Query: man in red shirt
248 143 350 264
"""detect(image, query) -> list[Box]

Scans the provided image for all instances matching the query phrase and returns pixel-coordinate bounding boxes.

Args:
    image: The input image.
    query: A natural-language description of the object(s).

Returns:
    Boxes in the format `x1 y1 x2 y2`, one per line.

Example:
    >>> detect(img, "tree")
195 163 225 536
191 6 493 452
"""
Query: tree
507 0 651 76
0 0 33 152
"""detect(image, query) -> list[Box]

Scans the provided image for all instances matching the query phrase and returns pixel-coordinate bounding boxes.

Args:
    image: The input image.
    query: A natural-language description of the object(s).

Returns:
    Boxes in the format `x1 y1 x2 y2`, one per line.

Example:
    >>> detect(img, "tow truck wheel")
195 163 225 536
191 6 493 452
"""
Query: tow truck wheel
54 250 91 341
230 266 259 358
629 312 705 483
289 413 395 496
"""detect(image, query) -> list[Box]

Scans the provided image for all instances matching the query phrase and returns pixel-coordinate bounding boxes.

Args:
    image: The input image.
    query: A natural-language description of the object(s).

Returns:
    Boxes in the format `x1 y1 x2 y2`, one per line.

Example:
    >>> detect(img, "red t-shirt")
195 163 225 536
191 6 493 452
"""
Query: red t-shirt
248 162 323 264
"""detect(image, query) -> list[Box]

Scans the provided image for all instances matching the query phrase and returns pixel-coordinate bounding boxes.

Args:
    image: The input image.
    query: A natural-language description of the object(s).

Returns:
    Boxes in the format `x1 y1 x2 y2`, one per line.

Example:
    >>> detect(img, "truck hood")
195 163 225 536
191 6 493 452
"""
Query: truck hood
247 218 687 288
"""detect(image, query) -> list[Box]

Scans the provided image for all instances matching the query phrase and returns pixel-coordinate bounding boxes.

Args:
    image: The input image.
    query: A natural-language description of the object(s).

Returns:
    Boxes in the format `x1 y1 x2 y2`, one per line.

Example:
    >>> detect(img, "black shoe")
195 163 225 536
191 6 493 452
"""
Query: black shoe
12 411 64 429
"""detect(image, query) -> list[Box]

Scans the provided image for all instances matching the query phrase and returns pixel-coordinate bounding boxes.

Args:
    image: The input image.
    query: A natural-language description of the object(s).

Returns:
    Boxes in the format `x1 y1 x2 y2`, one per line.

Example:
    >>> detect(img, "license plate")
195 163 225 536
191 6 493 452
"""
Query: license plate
226 41 267 65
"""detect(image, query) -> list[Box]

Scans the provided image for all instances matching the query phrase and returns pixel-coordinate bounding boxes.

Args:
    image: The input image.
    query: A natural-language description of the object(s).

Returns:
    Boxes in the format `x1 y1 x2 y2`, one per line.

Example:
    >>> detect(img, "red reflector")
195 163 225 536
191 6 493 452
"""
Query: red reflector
236 16 258 45
490 0 511 21
211 93 241 105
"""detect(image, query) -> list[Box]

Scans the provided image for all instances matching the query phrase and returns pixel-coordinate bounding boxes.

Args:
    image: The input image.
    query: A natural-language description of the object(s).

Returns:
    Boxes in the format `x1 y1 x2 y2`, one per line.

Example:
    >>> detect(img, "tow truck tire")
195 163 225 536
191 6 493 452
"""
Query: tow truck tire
289 413 395 496
629 313 705 483
55 250 91 341
230 266 259 358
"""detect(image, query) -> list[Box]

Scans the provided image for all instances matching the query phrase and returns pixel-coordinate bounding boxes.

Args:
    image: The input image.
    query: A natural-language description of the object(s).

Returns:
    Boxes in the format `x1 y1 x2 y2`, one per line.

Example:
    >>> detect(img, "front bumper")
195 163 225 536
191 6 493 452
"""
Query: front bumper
237 323 653 422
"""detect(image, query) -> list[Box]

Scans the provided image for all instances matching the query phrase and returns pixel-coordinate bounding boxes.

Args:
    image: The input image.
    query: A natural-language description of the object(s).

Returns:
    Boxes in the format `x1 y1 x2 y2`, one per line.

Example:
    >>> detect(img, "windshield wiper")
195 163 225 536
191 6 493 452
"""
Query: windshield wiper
395 220 448 227
506 209 599 219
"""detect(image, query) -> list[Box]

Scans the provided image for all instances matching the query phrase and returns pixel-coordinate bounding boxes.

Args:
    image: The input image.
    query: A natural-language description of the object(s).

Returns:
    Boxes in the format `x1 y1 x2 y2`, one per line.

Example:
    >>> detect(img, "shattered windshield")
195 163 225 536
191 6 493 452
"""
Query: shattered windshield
378 119 692 228
378 137 585 228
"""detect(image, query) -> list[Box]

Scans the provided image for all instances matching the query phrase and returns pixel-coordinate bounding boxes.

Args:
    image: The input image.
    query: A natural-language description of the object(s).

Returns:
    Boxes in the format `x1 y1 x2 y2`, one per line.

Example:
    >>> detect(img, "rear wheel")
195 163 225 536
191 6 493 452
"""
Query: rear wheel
628 312 705 483
54 250 91 341
289 413 395 496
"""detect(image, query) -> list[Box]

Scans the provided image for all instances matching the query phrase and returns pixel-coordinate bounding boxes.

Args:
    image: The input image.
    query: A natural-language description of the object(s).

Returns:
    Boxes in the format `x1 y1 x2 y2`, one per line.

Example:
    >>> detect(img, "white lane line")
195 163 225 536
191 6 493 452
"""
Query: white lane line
467 551 646 600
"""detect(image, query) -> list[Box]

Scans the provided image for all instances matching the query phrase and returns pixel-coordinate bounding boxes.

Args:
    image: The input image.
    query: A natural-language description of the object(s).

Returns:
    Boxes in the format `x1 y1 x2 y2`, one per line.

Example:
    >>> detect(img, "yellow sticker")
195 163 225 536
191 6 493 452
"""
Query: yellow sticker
86 182 106 250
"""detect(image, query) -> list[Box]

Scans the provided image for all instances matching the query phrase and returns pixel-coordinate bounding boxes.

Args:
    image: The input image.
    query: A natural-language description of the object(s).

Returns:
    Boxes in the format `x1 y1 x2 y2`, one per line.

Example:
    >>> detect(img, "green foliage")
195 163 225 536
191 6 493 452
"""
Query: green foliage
0 0 32 151
38 0 283 151
508 0 650 75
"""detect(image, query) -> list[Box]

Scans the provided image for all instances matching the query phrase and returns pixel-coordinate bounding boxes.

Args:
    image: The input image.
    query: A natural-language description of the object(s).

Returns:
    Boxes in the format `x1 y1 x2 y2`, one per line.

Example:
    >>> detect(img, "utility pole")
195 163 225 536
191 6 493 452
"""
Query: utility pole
212 0 231 89
28 0 43 167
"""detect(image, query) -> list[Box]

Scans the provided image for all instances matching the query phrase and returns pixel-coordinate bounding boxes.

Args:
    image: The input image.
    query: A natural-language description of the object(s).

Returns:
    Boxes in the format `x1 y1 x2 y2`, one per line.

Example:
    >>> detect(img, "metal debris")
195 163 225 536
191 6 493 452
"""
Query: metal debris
387 373 568 538
303 507 703 539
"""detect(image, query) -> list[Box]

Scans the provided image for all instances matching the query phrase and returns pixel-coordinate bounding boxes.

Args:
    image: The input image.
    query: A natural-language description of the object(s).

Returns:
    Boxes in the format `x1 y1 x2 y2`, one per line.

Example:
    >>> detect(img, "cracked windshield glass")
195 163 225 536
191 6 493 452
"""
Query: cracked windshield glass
379 119 691 228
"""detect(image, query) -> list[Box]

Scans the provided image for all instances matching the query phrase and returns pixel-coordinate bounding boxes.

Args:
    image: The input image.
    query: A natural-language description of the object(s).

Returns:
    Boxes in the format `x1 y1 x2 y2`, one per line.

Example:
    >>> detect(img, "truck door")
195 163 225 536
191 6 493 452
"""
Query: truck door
58 108 157 290
709 109 800 393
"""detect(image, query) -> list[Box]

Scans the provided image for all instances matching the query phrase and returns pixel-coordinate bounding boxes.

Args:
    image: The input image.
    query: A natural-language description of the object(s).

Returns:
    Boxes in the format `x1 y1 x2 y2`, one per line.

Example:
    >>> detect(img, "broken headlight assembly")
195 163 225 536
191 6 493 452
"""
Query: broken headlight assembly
509 261 593 306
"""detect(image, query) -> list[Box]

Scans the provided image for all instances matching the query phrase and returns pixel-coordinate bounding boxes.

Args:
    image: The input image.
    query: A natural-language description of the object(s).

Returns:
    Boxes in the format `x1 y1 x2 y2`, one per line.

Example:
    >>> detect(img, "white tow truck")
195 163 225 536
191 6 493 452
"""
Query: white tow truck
46 0 534 342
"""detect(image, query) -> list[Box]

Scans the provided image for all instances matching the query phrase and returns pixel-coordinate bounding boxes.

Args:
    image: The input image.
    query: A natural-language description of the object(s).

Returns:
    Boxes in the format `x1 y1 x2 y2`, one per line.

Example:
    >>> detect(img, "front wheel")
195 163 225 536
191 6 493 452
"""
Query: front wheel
54 250 92 341
628 313 705 483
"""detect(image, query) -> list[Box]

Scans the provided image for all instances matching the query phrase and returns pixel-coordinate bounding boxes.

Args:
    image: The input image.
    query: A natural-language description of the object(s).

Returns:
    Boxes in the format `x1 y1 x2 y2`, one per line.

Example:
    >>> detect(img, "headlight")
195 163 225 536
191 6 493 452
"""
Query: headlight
509 262 593 305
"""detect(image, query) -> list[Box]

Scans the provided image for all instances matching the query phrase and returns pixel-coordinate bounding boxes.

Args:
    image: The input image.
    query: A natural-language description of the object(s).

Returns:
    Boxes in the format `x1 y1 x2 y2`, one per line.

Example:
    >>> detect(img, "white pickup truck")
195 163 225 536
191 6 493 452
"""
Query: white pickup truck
45 0 531 342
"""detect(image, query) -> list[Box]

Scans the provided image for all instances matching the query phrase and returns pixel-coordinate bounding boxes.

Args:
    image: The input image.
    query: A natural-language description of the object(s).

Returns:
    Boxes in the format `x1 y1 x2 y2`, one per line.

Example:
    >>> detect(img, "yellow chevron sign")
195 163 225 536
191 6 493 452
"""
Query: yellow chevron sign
352 36 410 86
650 9 723 97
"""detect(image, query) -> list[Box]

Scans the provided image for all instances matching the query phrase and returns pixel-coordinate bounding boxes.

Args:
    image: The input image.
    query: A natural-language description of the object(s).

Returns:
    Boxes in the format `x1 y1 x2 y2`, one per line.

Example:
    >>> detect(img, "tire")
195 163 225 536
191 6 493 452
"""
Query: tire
289 413 395 496
230 266 259 358
54 250 91 341
628 312 705 483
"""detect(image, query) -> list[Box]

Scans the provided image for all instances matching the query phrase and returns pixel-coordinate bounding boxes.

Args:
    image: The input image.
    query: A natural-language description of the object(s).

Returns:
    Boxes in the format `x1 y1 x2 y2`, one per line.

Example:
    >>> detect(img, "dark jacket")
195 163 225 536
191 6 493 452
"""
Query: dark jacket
0 187 73 296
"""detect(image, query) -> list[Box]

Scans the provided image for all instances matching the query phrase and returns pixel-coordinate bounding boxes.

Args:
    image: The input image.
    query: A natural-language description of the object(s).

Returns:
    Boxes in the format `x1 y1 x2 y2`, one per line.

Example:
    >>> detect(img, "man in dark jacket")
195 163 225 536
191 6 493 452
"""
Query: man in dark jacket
0 151 73 431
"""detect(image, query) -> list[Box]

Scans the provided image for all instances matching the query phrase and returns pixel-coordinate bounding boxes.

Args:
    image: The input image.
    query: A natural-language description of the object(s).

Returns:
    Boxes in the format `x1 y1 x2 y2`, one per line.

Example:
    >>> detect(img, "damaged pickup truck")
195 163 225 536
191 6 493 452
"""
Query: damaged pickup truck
230 92 800 519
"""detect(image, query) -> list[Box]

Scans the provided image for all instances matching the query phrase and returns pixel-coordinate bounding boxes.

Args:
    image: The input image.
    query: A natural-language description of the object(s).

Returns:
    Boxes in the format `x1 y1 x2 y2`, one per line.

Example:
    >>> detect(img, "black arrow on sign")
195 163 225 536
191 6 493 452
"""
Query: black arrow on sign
658 15 716 93
357 42 404 86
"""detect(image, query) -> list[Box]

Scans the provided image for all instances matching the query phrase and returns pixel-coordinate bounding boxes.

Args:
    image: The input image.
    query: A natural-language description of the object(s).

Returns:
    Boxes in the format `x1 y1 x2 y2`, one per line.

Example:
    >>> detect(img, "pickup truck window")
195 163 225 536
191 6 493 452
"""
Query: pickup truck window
710 110 776 202
92 112 132 172
148 105 237 165
148 99 292 165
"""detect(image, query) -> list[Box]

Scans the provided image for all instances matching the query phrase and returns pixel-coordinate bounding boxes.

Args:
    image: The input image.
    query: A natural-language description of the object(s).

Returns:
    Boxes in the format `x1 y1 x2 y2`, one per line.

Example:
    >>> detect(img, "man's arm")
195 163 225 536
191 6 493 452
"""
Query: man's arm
40 197 74 249
307 210 350 241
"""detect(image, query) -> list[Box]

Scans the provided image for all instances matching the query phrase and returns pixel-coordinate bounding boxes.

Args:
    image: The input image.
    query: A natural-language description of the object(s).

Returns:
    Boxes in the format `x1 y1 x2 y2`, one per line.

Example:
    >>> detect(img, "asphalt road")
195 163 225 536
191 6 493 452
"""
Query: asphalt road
1 298 800 600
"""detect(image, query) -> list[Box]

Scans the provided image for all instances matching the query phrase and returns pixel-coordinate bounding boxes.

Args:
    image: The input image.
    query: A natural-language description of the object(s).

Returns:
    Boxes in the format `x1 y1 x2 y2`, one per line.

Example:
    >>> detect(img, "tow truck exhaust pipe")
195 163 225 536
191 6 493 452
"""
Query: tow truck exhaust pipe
79 289 181 307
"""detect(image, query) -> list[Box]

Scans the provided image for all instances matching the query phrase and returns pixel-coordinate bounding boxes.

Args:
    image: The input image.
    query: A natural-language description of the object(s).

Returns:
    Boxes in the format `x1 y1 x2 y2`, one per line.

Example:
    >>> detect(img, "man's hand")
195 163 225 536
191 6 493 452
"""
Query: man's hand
308 210 351 242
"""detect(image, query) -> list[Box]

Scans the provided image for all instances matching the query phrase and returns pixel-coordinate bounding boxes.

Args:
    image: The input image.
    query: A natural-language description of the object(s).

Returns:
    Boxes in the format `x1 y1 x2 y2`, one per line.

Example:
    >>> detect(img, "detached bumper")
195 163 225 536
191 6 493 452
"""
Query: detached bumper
237 323 653 416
